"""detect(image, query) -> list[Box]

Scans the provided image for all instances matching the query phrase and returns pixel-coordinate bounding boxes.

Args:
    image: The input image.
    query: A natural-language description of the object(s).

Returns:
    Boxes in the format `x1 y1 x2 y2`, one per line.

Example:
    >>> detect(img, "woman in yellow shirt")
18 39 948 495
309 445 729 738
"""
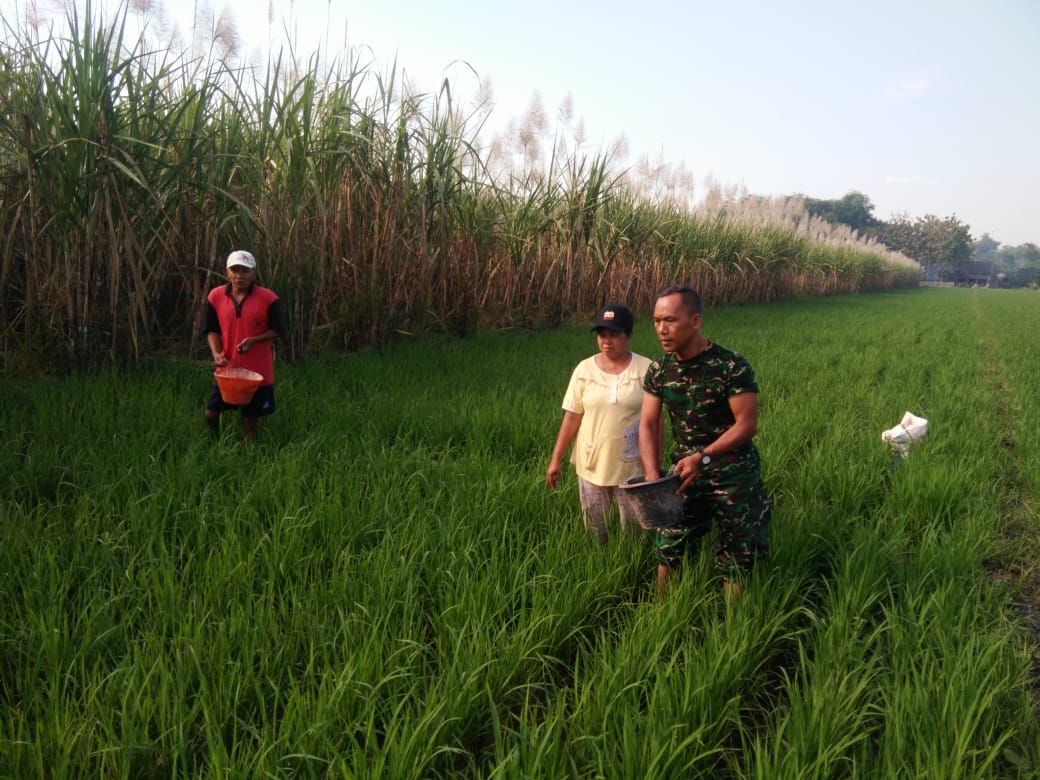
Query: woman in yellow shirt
546 304 654 545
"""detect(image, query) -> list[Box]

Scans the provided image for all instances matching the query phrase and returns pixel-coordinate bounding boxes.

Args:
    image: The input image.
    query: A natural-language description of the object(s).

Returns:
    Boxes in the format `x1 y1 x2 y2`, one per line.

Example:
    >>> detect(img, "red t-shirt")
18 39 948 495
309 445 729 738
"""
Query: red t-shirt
206 284 280 384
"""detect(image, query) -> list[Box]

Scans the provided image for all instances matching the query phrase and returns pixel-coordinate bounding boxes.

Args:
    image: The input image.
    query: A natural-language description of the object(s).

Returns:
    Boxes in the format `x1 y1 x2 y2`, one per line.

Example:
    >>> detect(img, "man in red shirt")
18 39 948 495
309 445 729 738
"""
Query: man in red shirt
204 250 287 441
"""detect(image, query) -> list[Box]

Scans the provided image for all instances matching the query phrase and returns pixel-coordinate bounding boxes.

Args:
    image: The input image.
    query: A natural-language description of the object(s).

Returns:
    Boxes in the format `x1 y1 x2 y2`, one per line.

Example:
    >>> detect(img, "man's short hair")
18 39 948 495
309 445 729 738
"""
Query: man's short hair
657 285 702 314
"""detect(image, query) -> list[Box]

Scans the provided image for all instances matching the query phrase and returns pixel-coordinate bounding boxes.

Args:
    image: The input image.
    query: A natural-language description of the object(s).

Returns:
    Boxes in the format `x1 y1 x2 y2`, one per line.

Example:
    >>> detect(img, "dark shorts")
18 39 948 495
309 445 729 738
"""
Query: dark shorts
654 467 770 575
205 382 276 418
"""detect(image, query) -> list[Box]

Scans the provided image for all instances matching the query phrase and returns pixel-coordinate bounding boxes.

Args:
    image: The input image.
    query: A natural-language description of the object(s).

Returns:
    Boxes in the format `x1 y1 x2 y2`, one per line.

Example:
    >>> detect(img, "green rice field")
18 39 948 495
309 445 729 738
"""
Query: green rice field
2 287 1039 777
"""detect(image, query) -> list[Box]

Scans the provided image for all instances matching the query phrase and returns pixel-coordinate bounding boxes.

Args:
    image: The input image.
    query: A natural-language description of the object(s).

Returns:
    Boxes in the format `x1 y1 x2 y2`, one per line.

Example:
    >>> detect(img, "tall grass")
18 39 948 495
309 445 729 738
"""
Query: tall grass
1 289 1038 777
0 2 919 371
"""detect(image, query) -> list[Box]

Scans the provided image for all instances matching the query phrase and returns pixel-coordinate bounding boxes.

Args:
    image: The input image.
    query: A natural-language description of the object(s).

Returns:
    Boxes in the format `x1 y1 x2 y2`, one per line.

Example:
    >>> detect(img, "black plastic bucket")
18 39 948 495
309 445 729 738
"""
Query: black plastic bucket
617 472 685 530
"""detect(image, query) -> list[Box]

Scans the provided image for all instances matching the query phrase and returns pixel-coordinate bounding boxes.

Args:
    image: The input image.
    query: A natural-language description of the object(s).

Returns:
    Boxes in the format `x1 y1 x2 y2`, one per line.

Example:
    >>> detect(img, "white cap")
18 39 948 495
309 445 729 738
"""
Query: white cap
226 250 256 270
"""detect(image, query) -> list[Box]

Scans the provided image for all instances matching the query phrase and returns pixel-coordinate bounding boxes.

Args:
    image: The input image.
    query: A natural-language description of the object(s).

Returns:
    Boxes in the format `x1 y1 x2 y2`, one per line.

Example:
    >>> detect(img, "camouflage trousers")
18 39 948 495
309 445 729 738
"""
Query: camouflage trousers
654 467 770 575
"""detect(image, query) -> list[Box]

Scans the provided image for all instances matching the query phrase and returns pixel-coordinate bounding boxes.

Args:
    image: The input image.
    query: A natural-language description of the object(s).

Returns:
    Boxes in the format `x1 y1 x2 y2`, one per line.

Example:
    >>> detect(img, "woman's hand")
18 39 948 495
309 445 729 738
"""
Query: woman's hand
546 460 563 489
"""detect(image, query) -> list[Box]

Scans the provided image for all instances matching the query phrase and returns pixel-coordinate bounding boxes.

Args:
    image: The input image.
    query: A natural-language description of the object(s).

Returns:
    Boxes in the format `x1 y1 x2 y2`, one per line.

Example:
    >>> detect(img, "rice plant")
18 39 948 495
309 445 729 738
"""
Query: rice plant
2 288 1039 777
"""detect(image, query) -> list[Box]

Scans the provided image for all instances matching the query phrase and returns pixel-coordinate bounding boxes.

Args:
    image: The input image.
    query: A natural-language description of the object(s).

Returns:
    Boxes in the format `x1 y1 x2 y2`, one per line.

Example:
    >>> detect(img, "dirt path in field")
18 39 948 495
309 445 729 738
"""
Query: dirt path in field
973 296 1040 702
991 495 1040 691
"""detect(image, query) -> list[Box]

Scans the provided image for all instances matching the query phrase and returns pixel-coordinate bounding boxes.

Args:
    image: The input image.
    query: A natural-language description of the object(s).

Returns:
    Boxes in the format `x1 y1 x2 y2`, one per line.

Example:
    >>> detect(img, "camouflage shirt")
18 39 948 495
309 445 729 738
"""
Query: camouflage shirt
643 343 760 468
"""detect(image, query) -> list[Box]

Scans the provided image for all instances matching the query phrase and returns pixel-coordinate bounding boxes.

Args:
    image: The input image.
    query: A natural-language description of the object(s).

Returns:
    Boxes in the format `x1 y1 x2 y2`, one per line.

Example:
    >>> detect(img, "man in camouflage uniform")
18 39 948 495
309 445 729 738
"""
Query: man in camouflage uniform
638 285 770 601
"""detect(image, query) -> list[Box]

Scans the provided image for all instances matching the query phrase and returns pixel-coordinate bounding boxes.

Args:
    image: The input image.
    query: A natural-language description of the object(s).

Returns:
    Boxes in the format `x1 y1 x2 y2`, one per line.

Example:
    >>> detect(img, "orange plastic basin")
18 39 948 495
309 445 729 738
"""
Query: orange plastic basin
214 367 264 405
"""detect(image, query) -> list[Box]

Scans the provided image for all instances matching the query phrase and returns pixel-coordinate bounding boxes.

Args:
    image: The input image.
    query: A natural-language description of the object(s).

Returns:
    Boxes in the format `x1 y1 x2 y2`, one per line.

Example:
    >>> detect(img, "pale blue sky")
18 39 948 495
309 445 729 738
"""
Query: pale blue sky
15 0 1040 245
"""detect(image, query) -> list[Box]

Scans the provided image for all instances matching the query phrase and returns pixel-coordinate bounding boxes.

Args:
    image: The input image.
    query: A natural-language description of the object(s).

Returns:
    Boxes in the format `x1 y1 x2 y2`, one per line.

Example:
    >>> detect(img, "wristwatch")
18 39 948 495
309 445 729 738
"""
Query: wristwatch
695 450 711 466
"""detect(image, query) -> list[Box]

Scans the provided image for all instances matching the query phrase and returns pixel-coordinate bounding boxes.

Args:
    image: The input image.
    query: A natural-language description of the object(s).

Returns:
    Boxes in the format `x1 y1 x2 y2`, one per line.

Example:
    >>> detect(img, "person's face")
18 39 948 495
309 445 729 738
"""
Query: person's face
227 265 256 293
653 293 701 357
595 328 632 360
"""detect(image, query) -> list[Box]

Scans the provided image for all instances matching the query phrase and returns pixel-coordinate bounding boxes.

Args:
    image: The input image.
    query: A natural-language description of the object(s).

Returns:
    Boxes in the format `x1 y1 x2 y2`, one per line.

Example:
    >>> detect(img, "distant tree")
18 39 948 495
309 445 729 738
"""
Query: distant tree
1013 242 1040 266
878 213 973 281
977 243 1040 286
802 190 879 233
833 191 879 233
973 233 1000 257
1008 264 1040 288
973 234 1018 282
877 212 923 265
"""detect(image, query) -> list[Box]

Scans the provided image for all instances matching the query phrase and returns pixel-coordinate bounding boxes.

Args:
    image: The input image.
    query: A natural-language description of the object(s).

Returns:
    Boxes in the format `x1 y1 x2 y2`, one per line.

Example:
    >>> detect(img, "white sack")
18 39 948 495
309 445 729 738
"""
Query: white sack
881 411 928 456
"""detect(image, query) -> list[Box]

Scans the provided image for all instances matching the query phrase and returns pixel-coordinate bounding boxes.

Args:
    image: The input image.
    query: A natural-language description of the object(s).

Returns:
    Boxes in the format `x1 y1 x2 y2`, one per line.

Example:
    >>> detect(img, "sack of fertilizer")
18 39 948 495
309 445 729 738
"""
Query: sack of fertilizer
881 411 928 458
